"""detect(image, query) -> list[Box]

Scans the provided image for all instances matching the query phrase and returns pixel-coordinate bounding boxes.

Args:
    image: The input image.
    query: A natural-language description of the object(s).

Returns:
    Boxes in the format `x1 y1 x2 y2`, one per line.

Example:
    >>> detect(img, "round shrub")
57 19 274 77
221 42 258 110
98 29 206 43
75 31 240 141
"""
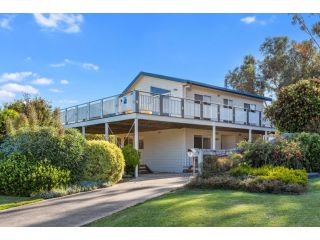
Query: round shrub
291 132 320 172
122 144 140 175
0 127 85 182
0 154 70 196
265 79 320 132
83 140 125 183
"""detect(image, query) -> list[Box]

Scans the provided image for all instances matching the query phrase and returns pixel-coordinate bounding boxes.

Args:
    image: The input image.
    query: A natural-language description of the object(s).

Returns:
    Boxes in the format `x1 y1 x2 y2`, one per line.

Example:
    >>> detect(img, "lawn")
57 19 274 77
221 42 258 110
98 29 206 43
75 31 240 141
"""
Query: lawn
0 195 42 211
88 178 320 227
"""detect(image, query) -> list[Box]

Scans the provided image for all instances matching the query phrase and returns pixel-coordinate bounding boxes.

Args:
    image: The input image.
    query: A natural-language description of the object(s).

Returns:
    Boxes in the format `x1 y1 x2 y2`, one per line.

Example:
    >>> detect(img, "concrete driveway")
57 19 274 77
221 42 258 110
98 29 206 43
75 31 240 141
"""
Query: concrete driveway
0 173 190 227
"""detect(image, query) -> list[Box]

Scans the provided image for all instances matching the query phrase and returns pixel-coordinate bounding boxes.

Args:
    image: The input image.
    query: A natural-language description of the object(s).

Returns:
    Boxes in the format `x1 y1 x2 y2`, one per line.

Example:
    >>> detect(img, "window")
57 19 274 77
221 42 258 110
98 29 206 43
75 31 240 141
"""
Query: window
150 86 170 95
139 139 144 149
223 99 233 109
194 135 211 149
244 103 256 111
195 94 211 104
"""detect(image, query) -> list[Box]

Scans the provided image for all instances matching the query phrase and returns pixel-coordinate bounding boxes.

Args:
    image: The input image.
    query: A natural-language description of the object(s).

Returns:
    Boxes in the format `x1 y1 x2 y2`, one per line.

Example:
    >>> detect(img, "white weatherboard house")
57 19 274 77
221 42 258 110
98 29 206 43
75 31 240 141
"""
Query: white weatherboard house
61 72 275 175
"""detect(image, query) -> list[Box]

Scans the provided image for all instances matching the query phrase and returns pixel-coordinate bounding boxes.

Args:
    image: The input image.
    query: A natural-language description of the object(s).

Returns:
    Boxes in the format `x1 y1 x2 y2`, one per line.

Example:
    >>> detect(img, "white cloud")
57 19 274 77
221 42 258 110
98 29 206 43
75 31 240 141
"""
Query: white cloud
60 79 69 85
49 88 63 93
25 57 32 61
33 14 84 33
50 59 99 71
240 16 256 24
82 63 99 71
1 83 39 94
0 71 33 82
240 15 276 26
31 77 53 85
0 15 14 30
0 89 15 101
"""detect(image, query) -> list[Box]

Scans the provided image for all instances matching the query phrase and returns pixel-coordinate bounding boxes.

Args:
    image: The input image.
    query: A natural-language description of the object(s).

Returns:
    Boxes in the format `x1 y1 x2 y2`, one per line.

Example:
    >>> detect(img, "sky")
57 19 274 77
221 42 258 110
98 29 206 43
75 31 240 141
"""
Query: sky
0 13 313 108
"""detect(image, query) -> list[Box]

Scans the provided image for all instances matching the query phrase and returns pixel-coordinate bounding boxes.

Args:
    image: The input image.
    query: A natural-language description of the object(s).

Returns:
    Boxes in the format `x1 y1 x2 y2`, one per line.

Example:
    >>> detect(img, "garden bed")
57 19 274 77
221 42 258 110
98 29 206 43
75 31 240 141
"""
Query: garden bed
188 166 308 194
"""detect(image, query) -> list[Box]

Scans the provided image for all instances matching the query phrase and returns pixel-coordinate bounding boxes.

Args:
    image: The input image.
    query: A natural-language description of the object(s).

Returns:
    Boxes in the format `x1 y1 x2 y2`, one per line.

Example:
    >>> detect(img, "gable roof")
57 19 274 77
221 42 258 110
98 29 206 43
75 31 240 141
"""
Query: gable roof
123 71 272 101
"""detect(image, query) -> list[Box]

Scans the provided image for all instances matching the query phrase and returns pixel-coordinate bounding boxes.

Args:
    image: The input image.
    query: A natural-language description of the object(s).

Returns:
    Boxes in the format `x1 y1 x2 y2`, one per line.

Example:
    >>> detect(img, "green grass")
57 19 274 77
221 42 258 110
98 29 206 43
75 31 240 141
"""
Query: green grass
0 195 42 211
87 178 320 227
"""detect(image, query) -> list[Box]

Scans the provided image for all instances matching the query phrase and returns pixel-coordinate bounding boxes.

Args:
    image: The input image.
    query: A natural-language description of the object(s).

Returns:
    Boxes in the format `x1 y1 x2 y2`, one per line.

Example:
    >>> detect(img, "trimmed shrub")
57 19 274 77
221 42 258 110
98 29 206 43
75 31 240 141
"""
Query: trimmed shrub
202 155 235 178
0 127 85 181
290 132 320 172
265 79 320 133
188 175 306 194
0 154 70 196
122 144 140 175
238 139 304 169
230 165 308 185
83 140 125 183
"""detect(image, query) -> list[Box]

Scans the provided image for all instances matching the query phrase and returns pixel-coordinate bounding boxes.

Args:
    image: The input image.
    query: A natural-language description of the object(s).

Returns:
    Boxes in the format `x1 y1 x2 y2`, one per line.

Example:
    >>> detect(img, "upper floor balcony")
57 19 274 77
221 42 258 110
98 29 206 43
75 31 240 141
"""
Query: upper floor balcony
60 90 272 128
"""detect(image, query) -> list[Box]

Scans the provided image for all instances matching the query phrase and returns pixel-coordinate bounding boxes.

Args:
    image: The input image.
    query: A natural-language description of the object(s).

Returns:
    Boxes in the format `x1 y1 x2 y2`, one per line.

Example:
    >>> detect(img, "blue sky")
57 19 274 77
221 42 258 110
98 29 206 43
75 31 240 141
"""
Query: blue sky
0 14 312 108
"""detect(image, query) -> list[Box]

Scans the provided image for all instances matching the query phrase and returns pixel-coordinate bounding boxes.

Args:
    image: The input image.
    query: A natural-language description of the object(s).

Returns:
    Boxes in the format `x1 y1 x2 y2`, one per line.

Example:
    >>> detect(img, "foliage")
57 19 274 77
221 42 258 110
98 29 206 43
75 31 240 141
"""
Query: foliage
237 139 304 170
4 95 63 134
122 144 140 175
0 127 86 181
230 165 308 185
290 132 320 172
83 140 125 183
265 79 320 132
225 55 265 95
36 181 111 199
0 154 70 196
225 36 320 94
201 155 235 178
188 174 307 195
0 109 19 141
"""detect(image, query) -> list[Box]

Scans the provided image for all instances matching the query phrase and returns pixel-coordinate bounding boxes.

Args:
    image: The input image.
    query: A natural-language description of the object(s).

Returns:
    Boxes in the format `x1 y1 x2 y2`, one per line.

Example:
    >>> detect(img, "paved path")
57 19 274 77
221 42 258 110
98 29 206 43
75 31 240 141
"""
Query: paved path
0 174 190 227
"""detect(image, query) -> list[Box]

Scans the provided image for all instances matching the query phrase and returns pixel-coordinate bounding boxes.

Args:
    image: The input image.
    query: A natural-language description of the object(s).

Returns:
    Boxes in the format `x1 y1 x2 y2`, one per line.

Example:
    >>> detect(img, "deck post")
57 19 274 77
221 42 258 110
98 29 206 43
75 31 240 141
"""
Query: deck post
81 126 86 138
212 124 216 150
248 129 252 143
134 118 139 178
264 131 268 141
105 122 109 141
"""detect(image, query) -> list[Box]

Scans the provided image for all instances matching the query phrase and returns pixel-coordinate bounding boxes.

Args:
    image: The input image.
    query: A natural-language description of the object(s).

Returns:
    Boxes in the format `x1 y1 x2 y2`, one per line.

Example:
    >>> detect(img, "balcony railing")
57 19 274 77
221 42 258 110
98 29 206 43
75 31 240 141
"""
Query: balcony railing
60 90 272 128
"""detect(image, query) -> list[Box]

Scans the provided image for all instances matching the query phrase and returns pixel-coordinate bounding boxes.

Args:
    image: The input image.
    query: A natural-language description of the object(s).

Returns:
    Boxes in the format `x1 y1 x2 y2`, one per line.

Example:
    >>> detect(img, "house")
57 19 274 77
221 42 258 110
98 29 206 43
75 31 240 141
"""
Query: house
61 71 274 175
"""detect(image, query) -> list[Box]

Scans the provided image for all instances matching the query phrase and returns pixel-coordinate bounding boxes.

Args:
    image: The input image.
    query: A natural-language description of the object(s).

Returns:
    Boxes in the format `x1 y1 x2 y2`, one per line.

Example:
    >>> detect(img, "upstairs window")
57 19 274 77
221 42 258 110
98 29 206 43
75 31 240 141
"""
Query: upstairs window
244 103 256 111
223 99 233 109
150 86 170 95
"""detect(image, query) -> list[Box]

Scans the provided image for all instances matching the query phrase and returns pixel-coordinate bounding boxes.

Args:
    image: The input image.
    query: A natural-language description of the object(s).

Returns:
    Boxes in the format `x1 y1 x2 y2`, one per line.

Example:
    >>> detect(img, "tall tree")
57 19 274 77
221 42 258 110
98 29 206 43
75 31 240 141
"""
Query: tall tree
225 55 266 95
260 37 320 91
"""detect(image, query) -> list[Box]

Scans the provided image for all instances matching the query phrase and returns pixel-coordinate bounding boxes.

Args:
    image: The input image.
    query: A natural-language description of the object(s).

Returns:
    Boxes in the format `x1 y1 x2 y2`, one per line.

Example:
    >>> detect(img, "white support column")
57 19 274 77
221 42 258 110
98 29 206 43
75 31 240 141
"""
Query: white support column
105 122 109 141
81 126 85 138
264 131 268 141
248 129 252 143
134 118 139 178
212 124 216 150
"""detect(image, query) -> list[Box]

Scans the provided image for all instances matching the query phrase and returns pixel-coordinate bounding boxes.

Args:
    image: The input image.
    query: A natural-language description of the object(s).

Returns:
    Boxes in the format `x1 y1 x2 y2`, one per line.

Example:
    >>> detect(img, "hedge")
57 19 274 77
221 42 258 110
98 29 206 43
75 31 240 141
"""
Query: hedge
0 154 70 196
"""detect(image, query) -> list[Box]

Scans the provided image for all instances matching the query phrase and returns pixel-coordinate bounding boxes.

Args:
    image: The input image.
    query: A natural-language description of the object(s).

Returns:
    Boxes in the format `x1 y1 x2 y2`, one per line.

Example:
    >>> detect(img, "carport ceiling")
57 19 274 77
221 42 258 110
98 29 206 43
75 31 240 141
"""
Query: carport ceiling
77 119 266 135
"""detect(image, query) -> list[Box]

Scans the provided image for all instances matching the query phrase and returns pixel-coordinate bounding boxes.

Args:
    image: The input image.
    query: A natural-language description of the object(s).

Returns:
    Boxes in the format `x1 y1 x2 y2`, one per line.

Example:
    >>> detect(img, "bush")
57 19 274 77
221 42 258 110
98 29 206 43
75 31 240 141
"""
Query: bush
188 175 306 194
202 155 235 178
0 154 70 196
290 132 320 172
122 144 140 175
83 140 125 183
230 165 308 185
238 139 304 169
0 127 85 181
265 79 320 133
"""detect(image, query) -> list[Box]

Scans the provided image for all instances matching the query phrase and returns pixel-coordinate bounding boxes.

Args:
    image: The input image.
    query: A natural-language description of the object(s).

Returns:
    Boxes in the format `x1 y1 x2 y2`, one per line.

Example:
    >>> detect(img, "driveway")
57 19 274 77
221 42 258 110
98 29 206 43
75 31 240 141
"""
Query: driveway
0 173 190 227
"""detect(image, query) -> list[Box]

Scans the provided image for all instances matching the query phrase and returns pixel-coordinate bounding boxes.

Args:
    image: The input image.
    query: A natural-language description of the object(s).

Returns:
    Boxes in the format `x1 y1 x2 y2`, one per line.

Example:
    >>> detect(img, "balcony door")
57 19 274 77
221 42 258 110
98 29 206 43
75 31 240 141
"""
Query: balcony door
194 94 211 119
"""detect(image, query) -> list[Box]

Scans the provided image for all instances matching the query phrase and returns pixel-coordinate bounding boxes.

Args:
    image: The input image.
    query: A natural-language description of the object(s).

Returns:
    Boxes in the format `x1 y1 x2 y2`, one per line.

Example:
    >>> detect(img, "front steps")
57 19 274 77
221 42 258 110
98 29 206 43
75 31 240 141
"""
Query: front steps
139 164 152 174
